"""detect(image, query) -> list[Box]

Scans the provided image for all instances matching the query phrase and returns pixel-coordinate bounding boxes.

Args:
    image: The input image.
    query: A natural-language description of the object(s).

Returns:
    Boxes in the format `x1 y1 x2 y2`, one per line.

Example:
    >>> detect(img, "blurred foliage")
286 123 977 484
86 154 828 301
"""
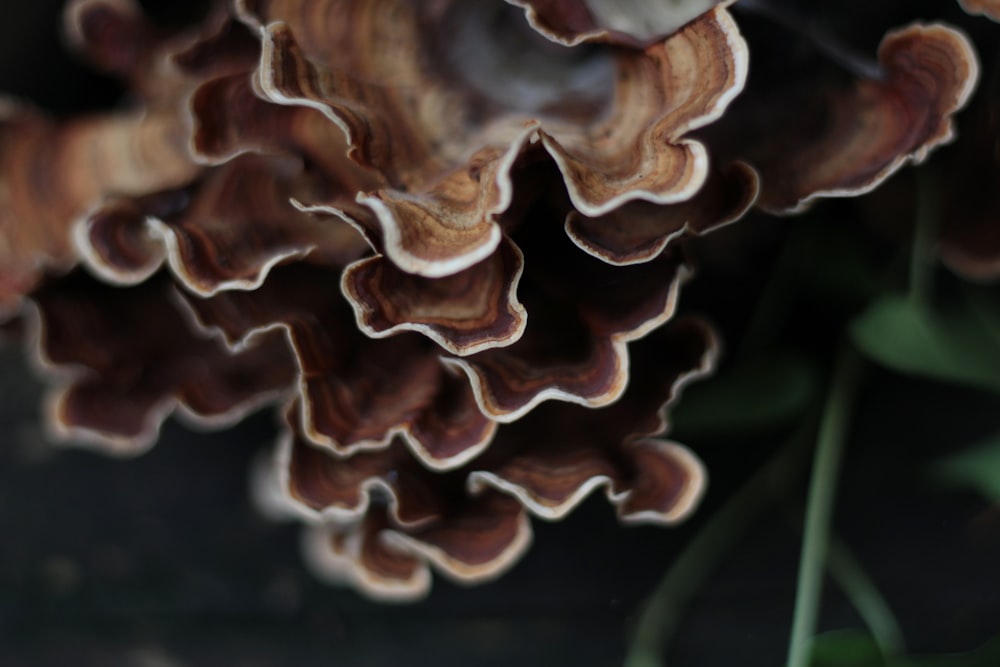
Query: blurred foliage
934 432 1000 502
810 631 1000 667
851 293 1000 395
671 351 821 438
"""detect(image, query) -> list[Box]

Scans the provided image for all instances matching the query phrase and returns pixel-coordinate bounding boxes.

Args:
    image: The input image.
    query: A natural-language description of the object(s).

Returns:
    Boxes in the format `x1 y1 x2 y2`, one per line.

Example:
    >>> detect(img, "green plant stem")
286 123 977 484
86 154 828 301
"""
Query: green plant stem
786 347 864 667
827 534 906 658
624 419 816 667
909 167 941 307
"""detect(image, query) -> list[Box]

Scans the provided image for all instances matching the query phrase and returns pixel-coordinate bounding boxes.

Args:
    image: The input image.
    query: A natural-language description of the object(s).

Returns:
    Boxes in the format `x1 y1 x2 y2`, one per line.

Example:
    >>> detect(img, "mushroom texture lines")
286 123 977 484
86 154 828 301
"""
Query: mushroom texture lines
0 0 983 600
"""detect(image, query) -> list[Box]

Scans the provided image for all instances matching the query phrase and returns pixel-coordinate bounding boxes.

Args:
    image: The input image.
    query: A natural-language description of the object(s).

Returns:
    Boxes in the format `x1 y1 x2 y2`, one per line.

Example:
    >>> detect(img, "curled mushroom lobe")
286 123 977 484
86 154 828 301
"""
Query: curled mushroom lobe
959 0 1000 22
0 0 981 599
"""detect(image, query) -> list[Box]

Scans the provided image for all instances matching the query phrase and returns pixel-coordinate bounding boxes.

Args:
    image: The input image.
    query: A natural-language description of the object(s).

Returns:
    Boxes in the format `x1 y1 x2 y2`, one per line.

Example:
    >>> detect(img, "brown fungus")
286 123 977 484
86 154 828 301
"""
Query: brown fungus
301 492 532 602
342 237 527 356
29 272 294 455
76 153 369 295
256 316 715 599
508 0 734 47
0 105 198 316
464 317 716 523
716 22 979 214
176 263 498 470
0 0 272 316
238 0 747 276
13 0 984 603
565 160 759 266
959 0 1000 22
445 215 692 421
256 403 532 600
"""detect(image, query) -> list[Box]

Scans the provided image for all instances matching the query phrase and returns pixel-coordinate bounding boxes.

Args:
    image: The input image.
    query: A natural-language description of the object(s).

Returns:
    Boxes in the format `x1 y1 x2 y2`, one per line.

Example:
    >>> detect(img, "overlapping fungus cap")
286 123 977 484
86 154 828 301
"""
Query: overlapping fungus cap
256 318 716 601
28 271 295 455
236 0 748 276
741 1 991 280
0 0 262 316
0 95 195 316
3 0 986 600
165 154 719 595
704 9 979 214
959 0 1000 22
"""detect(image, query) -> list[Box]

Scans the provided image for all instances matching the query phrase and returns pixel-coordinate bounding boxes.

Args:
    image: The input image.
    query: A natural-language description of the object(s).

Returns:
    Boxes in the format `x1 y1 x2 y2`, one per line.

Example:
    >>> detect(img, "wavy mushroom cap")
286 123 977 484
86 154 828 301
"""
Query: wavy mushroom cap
0 0 264 316
176 262 499 470
29 272 295 455
0 106 198 316
76 153 371 293
237 0 748 277
8 0 990 603
257 317 716 598
959 0 1000 21
706 19 979 214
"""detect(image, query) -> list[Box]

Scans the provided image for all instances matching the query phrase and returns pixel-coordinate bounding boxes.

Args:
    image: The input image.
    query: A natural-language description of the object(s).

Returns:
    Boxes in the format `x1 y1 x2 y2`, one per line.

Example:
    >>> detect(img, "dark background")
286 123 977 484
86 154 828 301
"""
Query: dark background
1 1 999 665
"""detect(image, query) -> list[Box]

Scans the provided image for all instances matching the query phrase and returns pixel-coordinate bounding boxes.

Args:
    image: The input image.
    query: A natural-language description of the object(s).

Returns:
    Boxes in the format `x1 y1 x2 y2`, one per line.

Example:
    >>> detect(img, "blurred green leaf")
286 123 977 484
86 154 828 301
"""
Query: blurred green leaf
809 632 1000 667
964 288 1000 350
849 294 1000 394
933 433 1000 502
809 630 885 667
895 637 1000 666
670 352 820 438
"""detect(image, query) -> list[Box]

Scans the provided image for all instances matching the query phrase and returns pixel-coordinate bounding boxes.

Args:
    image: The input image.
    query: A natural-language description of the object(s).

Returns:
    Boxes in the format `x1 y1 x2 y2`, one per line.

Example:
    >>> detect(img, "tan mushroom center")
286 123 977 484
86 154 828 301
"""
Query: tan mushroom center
436 2 615 122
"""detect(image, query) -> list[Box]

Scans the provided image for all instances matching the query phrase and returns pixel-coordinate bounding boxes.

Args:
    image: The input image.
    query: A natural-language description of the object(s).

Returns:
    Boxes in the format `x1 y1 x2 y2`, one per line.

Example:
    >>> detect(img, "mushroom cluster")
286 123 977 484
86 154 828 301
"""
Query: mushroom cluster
0 0 985 599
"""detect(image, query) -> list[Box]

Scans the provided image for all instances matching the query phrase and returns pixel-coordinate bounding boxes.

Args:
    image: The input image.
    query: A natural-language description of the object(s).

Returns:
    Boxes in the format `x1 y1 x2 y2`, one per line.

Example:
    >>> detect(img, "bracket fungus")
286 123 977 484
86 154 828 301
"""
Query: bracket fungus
0 0 984 600
257 317 715 601
708 21 979 214
507 0 734 47
240 0 748 276
29 272 295 455
959 0 1000 22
